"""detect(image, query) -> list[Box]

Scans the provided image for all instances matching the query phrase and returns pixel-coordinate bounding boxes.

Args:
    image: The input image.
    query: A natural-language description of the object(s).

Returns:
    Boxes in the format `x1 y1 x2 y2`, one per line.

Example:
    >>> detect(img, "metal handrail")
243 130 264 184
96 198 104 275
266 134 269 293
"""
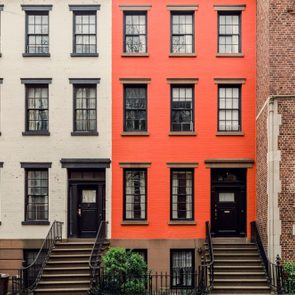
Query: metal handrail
89 220 107 291
251 221 284 293
18 220 63 294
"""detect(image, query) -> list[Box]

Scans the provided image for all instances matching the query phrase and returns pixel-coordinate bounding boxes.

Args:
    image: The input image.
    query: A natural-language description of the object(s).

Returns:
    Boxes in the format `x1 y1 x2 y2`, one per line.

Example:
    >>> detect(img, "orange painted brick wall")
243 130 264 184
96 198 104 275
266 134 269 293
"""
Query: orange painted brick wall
112 0 256 239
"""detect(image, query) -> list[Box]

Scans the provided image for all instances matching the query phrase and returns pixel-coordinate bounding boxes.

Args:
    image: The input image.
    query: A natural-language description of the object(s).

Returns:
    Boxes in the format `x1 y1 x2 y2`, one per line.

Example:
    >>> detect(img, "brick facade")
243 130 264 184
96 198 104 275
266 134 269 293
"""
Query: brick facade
257 0 295 262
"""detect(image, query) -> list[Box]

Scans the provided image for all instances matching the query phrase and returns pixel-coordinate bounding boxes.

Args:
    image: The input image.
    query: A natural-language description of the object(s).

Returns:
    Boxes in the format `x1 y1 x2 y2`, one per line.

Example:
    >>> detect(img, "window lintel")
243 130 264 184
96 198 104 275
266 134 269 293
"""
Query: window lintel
120 162 151 168
119 5 152 11
167 162 198 168
120 78 151 84
69 78 100 85
167 5 198 11
21 78 52 85
21 5 52 11
214 78 246 85
0 5 3 11
167 78 198 84
69 5 100 11
214 5 246 11
205 159 254 168
21 162 52 169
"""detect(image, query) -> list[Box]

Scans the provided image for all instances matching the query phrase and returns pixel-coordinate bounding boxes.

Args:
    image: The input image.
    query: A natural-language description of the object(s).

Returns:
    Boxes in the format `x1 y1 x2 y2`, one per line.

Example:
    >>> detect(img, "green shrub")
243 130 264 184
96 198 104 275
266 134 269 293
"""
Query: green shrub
102 248 148 295
283 263 295 294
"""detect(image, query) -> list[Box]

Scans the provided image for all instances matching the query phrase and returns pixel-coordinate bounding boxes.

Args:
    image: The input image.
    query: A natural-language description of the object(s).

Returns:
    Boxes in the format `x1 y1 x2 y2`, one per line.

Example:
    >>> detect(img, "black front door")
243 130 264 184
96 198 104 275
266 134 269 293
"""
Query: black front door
69 182 105 238
78 185 101 238
211 169 246 237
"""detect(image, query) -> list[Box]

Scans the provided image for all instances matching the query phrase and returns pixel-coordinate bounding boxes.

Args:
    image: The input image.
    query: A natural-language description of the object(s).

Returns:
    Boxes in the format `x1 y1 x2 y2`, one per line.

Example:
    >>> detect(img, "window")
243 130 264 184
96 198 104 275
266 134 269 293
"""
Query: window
73 85 97 133
73 11 97 55
124 12 147 53
171 169 194 220
25 85 49 132
25 12 49 54
218 86 241 131
171 86 194 132
171 250 194 288
25 170 48 221
171 12 194 54
124 169 147 220
218 12 241 54
128 249 148 264
124 85 147 132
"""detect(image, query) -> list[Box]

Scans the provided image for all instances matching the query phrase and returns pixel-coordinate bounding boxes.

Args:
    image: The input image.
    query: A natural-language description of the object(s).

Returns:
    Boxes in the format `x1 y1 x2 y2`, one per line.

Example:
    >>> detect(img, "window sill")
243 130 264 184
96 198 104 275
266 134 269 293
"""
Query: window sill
216 53 244 58
169 53 197 58
121 131 150 136
22 131 50 136
121 53 149 57
71 131 99 136
22 221 50 226
169 131 197 136
121 220 149 226
22 53 51 57
216 131 244 136
71 53 99 57
169 220 196 225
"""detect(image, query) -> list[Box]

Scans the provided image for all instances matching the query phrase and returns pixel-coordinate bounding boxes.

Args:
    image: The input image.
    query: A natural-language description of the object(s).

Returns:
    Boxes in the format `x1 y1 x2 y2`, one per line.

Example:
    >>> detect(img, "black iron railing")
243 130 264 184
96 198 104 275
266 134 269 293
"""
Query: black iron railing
198 221 214 294
250 221 286 293
17 220 63 294
89 220 107 292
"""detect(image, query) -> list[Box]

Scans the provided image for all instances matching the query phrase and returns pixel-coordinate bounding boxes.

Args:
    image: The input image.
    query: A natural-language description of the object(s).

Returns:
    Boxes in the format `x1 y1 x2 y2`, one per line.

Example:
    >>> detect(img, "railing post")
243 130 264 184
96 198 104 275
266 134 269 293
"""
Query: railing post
276 255 283 294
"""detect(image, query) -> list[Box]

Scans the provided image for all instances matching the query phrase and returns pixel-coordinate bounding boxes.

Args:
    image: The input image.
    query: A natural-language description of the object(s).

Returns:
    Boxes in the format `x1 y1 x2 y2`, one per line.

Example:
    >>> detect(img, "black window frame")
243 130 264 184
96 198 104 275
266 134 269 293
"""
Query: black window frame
24 168 49 222
127 248 148 264
170 249 195 289
170 169 194 221
123 168 147 221
123 11 147 54
124 84 148 132
218 11 242 54
24 84 49 135
72 84 98 135
217 84 242 132
24 10 50 56
170 11 195 54
170 85 195 132
72 10 98 56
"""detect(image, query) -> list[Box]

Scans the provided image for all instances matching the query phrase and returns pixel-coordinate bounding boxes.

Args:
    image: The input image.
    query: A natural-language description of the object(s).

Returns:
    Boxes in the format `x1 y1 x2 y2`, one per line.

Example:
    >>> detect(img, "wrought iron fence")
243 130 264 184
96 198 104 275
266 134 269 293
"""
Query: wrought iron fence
15 220 63 294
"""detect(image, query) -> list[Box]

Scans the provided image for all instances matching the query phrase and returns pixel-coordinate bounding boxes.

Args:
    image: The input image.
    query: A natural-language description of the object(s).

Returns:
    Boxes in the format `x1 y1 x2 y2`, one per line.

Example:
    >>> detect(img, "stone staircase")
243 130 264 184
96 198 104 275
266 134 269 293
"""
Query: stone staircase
34 239 109 295
209 238 271 294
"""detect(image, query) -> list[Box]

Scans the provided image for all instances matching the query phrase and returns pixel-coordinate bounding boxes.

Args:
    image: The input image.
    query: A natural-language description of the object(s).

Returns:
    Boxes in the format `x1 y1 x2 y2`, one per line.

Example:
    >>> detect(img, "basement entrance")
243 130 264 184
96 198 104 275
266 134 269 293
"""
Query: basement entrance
211 169 246 237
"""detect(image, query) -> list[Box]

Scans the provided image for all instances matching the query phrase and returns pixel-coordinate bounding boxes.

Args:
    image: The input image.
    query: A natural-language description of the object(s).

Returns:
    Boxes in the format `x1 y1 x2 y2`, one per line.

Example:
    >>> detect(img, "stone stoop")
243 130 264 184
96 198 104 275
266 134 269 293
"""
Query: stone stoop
208 238 272 294
34 239 110 295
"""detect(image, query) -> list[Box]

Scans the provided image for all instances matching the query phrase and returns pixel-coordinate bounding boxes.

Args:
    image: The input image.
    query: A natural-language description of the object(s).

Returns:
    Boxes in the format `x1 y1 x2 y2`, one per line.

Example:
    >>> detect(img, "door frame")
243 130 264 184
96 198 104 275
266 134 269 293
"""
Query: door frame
68 180 105 238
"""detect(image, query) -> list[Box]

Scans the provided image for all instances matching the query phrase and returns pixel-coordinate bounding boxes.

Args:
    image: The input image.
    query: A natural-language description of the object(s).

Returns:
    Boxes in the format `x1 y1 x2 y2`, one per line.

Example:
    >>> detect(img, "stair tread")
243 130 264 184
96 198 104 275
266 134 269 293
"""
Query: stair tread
214 286 270 289
35 288 89 291
53 248 92 251
47 260 89 263
51 254 90 257
44 267 89 270
39 280 89 285
215 265 263 268
215 279 267 282
42 274 90 277
215 272 265 275
215 259 261 262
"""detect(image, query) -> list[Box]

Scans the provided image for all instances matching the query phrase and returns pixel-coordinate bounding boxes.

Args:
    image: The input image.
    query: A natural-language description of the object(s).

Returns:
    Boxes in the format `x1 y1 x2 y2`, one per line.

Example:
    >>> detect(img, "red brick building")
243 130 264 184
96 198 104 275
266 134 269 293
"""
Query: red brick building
256 0 295 262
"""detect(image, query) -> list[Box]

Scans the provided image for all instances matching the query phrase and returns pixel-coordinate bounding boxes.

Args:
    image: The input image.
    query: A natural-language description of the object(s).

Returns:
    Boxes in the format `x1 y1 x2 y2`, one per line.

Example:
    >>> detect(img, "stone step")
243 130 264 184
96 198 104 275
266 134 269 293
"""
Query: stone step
214 259 262 266
215 265 265 272
38 280 90 289
214 278 268 287
212 286 271 294
41 273 90 282
43 266 89 275
214 272 267 279
35 287 89 295
49 254 90 261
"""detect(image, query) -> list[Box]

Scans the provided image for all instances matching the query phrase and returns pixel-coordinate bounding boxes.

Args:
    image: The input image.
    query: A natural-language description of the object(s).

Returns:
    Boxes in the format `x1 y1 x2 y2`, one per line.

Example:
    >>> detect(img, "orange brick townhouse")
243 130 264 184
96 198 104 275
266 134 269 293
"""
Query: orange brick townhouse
111 0 256 279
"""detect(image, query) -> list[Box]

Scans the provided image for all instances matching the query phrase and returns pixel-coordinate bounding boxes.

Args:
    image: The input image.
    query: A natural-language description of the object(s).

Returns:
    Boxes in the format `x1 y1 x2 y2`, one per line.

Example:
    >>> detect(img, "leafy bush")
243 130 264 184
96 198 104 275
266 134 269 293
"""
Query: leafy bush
102 248 148 295
284 263 295 294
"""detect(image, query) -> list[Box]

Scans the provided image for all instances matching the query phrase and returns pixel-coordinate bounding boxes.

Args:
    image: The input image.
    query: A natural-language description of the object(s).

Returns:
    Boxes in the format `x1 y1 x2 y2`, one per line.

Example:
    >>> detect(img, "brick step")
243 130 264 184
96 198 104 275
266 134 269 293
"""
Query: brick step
212 286 271 294
35 287 89 295
41 273 90 282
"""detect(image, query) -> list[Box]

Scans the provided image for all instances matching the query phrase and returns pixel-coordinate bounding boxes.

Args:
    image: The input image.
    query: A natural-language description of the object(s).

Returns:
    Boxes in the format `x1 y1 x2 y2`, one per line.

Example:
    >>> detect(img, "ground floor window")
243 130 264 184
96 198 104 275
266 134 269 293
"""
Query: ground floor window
171 249 195 288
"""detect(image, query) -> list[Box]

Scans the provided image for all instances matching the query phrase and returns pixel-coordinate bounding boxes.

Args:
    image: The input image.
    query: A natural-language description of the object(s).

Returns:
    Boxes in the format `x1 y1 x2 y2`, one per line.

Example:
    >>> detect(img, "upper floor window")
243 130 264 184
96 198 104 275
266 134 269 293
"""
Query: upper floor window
124 85 147 132
218 12 241 54
124 12 147 53
171 169 194 220
73 85 97 134
25 85 49 133
26 12 49 55
171 85 194 132
21 6 52 56
25 169 49 221
218 85 241 132
171 250 195 288
124 169 147 221
73 12 97 55
171 12 194 54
